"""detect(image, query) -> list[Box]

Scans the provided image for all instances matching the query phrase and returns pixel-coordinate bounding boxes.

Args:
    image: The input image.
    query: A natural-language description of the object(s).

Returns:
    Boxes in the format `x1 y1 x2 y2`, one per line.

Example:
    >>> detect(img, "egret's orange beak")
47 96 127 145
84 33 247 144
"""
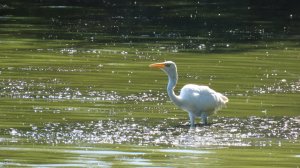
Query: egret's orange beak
149 62 165 69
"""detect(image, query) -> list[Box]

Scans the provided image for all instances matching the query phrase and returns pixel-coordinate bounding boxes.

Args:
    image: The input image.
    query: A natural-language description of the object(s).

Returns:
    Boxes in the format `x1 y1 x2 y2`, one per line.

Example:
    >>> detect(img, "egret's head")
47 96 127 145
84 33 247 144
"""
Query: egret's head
149 61 177 79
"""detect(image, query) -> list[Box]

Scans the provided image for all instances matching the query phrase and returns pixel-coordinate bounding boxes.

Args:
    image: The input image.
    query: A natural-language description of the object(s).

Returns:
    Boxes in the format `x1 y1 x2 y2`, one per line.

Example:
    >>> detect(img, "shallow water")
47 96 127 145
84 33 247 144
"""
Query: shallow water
1 0 300 167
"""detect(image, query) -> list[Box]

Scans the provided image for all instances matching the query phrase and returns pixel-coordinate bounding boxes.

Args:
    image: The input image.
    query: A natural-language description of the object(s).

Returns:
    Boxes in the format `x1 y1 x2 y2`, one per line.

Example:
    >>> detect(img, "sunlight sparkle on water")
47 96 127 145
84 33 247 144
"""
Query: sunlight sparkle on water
6 117 299 147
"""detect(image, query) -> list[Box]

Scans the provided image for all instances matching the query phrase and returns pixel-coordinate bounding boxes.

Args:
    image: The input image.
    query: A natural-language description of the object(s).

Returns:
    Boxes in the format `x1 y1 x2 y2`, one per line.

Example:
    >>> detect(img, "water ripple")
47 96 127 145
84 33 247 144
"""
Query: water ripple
0 79 167 102
253 79 300 94
5 117 299 147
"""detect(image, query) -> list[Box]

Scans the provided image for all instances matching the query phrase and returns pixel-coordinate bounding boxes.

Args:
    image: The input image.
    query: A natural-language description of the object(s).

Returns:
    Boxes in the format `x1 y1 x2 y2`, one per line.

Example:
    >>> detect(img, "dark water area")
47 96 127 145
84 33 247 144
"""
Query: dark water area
2 0 300 52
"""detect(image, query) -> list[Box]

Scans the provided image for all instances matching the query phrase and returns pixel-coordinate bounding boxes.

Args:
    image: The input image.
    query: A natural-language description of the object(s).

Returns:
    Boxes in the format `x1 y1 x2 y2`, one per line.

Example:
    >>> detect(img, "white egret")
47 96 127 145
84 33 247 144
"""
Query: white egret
149 61 228 127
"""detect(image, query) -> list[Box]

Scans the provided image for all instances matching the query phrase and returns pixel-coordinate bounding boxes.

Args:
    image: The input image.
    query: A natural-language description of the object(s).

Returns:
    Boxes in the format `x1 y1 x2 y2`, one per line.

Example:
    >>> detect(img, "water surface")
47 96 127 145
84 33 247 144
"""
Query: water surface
0 0 299 167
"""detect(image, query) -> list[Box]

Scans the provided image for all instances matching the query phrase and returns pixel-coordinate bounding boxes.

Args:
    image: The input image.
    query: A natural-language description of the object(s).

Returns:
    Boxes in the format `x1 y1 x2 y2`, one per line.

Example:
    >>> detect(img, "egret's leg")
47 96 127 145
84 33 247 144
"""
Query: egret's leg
201 113 208 125
188 112 195 128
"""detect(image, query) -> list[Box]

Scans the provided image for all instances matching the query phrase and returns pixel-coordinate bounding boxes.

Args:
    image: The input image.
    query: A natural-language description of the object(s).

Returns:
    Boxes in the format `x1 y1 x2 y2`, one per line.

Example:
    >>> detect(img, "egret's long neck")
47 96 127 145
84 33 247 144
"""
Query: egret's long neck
166 71 182 107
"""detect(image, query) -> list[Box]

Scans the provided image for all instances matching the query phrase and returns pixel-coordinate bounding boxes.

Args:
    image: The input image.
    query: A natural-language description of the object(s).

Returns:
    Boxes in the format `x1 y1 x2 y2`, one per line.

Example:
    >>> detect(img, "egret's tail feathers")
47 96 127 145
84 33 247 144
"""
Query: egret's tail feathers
221 95 229 104
216 93 229 108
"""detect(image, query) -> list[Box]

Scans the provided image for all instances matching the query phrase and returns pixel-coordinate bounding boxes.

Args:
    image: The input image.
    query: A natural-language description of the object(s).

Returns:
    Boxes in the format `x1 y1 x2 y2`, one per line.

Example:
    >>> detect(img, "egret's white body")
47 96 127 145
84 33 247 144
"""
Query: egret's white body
149 61 228 127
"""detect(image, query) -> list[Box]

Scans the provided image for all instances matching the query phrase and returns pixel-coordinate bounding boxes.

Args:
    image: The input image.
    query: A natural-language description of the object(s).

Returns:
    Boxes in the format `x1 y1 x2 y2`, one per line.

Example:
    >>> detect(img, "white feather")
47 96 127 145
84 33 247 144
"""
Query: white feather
150 61 229 127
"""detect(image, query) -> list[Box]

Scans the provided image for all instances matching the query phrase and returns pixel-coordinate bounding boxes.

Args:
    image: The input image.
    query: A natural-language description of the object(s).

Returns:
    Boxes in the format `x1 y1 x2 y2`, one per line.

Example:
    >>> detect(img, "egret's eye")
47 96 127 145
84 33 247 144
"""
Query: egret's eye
165 63 171 67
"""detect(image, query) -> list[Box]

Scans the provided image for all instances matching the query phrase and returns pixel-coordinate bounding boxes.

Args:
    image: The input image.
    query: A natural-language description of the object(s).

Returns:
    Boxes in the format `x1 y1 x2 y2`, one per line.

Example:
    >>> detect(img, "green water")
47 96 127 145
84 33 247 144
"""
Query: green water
0 1 299 167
